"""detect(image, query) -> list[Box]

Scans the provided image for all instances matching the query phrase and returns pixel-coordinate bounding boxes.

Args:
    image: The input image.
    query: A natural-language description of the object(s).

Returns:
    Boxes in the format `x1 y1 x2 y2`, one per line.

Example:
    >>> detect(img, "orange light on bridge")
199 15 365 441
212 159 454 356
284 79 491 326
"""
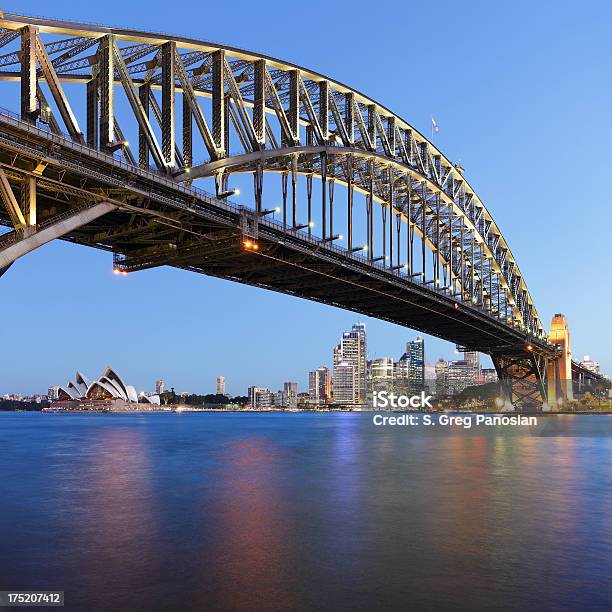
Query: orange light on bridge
243 240 259 250
526 343 533 352
454 303 459 310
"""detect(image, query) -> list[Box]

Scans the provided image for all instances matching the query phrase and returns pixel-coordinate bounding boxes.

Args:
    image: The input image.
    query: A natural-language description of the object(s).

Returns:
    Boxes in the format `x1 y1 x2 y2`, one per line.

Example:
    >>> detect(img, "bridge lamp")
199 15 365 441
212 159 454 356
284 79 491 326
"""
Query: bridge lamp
172 167 190 177
308 221 315 228
243 240 259 251
494 397 504 408
350 245 368 253
218 188 240 199
525 343 533 352
322 234 342 243
454 303 459 310
294 222 311 230
260 207 281 217
106 141 127 153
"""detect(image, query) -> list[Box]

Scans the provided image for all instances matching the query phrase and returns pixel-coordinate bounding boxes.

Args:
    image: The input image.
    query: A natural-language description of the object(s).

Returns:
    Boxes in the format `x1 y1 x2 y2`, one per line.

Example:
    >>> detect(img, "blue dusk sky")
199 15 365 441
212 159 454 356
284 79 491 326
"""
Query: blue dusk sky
1 0 611 395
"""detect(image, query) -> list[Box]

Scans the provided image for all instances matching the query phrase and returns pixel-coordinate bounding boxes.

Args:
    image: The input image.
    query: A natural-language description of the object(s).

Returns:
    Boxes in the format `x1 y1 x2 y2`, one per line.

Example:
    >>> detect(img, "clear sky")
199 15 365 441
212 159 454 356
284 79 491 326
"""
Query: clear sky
2 0 611 396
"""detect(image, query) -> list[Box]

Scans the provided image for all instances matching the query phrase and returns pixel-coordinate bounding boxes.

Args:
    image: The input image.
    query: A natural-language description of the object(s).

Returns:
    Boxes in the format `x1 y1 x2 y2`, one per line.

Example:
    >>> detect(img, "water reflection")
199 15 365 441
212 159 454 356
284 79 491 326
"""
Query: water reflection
206 437 296 610
0 413 609 611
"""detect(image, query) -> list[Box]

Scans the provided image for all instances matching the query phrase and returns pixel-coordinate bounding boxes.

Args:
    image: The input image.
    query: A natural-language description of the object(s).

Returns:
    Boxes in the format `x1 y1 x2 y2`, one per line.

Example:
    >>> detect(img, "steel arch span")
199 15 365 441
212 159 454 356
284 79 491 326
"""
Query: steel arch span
0 12 605 409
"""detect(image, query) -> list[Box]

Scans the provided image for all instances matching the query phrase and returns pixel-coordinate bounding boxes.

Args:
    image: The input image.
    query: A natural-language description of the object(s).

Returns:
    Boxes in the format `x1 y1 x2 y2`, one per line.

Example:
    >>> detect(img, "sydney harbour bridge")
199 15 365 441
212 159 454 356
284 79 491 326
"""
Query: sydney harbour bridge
0 11 604 409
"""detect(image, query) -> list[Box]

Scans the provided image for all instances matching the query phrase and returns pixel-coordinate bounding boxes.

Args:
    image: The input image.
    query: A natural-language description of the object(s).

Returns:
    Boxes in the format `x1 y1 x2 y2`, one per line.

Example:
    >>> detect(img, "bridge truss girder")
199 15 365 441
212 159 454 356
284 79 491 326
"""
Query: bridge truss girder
0 11 545 340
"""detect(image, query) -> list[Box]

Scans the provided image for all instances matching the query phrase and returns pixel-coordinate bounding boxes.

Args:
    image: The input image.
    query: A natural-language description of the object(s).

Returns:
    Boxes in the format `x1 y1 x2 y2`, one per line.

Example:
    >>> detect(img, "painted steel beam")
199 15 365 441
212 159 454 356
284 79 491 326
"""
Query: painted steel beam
34 31 83 142
161 41 175 167
138 82 150 168
174 48 219 160
86 78 98 148
20 26 37 122
111 38 166 170
0 262 12 278
0 166 26 229
253 59 266 146
211 49 225 156
21 175 36 226
0 201 117 268
98 35 114 150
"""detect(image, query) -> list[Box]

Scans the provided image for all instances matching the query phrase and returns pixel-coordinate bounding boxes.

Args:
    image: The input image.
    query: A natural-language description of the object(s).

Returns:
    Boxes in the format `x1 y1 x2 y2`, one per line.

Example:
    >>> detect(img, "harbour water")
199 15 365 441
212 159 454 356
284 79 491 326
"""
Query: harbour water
0 412 610 611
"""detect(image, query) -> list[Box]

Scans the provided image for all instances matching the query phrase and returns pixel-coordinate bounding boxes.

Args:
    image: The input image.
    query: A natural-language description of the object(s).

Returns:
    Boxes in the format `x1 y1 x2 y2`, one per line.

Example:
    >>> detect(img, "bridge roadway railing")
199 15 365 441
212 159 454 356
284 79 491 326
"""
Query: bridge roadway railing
0 107 550 349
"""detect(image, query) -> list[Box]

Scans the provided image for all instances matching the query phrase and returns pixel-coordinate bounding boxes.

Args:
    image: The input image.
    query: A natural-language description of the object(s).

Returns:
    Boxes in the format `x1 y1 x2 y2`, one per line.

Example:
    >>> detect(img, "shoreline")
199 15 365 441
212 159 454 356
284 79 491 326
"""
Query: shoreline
22 407 612 415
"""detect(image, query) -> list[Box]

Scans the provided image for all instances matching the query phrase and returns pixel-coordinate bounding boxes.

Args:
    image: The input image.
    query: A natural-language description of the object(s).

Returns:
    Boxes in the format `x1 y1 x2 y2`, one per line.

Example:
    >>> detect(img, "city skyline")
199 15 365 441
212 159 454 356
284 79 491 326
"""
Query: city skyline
1 0 611 396
3 317 608 398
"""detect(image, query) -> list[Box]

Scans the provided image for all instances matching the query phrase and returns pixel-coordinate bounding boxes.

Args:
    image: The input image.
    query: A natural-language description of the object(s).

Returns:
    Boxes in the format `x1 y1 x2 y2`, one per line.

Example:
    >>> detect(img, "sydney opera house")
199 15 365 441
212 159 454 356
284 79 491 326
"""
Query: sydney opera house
50 367 161 411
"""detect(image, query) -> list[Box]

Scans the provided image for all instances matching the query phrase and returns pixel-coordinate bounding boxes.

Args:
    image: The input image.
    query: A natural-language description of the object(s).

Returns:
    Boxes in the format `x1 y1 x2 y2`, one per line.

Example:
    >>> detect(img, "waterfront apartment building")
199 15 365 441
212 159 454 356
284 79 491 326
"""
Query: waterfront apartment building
579 356 601 375
248 386 273 409
47 386 60 400
216 375 226 396
309 367 331 405
333 323 367 404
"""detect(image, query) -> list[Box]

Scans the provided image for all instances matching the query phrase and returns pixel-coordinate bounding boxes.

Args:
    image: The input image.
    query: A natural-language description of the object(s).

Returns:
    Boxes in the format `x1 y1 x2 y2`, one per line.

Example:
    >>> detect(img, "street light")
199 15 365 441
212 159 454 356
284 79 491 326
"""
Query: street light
217 187 240 199
321 234 342 243
260 207 281 216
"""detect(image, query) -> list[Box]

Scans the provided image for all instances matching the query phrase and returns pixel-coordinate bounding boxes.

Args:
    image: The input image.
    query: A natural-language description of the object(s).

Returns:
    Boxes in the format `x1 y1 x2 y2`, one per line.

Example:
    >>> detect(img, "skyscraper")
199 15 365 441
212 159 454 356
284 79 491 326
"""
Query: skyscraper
283 382 298 409
447 360 475 395
461 348 480 385
397 337 425 394
155 379 165 395
409 337 425 393
435 358 448 396
368 357 394 402
216 375 226 396
309 367 331 405
332 323 367 404
333 360 356 404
